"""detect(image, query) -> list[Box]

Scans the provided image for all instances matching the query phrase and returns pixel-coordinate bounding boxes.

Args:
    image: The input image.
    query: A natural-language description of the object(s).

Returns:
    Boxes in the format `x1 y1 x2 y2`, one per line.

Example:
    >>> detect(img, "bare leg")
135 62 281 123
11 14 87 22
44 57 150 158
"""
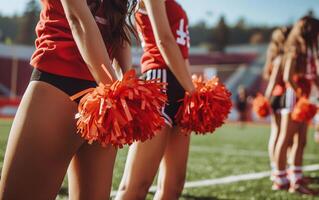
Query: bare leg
287 123 318 194
275 113 298 171
268 113 281 165
68 143 117 200
290 122 307 167
0 82 84 200
154 127 190 200
115 125 171 200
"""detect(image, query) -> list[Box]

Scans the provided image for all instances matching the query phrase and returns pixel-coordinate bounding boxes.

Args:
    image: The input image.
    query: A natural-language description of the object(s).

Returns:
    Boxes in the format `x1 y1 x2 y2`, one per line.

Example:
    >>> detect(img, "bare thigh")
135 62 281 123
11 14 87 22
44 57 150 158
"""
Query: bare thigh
290 122 308 166
155 126 190 200
269 114 282 144
275 113 298 170
68 142 117 200
268 113 281 159
115 125 171 200
0 81 84 200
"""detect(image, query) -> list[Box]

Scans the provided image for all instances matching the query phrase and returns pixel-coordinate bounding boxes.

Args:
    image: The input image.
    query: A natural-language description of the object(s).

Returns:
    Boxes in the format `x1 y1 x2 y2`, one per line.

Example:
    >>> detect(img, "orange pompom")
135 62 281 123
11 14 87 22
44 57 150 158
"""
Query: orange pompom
75 69 167 148
291 97 317 122
175 76 232 135
252 94 270 118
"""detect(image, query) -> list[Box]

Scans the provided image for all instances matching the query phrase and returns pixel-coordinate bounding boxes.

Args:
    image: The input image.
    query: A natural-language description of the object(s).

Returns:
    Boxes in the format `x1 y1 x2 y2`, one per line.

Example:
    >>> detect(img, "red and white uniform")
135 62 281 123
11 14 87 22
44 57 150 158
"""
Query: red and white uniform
283 52 317 113
135 0 190 73
30 0 113 81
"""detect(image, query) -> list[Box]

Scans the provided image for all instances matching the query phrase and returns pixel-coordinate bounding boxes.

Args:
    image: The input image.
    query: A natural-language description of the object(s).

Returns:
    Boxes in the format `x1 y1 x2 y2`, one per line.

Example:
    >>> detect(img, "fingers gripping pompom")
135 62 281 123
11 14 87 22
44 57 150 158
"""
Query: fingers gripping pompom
252 94 270 118
292 97 317 122
175 76 232 134
75 69 167 148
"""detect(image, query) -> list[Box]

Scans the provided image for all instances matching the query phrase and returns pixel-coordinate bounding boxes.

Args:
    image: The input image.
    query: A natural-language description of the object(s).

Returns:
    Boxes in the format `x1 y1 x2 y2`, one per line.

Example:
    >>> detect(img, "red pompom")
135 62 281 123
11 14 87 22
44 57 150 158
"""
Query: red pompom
252 94 270 118
75 69 167 148
292 97 317 122
175 76 232 135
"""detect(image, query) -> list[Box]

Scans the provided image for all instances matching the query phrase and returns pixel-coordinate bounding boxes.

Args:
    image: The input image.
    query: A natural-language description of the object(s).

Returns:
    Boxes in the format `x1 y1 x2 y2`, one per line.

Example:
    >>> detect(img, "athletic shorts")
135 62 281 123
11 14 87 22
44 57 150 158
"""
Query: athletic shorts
30 68 97 103
141 68 185 127
269 95 285 113
281 87 297 115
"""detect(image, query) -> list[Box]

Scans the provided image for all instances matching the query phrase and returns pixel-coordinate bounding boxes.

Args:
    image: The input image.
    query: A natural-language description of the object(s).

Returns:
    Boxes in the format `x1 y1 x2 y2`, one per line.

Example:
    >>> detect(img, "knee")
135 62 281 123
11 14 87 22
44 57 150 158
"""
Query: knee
117 179 153 200
278 135 293 148
297 138 307 148
157 176 185 199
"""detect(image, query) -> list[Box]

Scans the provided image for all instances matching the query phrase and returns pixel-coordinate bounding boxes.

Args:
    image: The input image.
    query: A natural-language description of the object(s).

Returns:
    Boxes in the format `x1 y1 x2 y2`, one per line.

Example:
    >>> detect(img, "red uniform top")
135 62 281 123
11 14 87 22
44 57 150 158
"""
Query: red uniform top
30 0 113 81
135 0 190 73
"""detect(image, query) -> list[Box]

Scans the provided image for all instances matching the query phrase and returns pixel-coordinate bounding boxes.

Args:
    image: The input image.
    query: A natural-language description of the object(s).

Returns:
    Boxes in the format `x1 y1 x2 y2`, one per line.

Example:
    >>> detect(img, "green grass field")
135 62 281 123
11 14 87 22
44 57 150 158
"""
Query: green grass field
1 119 319 200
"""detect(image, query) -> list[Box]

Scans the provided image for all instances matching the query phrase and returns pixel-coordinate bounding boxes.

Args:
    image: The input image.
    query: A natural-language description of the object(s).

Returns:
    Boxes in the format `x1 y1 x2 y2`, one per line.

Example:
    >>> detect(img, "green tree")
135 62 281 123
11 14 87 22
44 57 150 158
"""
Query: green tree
17 0 40 45
235 17 246 30
189 21 211 46
213 15 229 52
0 14 20 43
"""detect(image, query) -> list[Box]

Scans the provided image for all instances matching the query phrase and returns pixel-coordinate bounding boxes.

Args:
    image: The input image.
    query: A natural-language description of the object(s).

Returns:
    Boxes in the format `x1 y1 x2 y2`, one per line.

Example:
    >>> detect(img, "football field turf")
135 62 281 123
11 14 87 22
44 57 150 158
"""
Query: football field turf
1 119 319 200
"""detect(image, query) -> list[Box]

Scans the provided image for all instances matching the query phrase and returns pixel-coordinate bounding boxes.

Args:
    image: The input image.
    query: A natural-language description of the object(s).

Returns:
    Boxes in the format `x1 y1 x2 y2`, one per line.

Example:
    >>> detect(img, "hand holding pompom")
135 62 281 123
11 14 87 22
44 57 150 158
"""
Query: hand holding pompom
252 94 271 118
75 69 167 148
175 76 232 135
292 97 317 122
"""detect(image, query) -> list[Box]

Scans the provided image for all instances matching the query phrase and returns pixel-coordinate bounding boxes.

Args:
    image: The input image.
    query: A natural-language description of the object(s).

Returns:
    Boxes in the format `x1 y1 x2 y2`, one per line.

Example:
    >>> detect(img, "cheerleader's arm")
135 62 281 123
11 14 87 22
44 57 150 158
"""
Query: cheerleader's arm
61 0 117 84
284 54 299 94
112 40 133 79
143 0 195 93
263 43 275 80
264 58 281 99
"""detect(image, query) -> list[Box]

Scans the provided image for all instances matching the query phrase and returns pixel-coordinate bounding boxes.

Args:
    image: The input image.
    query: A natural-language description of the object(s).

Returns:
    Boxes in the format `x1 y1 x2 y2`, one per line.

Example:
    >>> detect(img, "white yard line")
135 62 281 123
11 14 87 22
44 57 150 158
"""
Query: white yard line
190 146 319 159
181 164 319 189
110 164 319 197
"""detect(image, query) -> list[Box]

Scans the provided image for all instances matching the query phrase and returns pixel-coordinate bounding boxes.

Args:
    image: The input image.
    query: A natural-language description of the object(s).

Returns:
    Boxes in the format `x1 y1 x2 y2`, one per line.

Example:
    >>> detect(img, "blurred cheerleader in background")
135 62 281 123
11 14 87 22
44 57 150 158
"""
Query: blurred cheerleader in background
263 26 291 184
235 85 249 128
274 16 319 194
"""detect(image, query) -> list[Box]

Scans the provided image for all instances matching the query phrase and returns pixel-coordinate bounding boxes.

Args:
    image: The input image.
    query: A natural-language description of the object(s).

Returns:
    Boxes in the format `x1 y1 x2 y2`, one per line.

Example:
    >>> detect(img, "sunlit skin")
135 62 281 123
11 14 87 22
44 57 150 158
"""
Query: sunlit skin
274 17 319 194
263 27 291 181
115 0 195 200
0 0 134 199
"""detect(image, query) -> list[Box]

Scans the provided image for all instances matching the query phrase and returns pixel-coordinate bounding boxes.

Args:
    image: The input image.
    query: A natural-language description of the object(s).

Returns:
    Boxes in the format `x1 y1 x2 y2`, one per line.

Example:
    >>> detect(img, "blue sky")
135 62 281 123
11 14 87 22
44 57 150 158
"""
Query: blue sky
0 0 318 26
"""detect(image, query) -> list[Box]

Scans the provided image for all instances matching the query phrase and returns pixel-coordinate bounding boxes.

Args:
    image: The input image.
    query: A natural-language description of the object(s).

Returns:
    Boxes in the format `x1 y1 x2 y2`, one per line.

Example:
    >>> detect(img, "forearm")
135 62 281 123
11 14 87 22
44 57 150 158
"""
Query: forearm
265 81 275 100
265 58 281 99
113 41 132 74
143 0 194 93
284 56 299 93
61 0 117 84
157 38 195 92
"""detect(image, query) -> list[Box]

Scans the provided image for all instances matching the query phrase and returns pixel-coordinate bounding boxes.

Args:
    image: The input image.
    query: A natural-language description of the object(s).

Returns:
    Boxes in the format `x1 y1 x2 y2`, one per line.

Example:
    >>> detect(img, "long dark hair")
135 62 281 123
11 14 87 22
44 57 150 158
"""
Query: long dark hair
263 26 291 79
89 0 138 48
284 16 319 73
269 27 291 58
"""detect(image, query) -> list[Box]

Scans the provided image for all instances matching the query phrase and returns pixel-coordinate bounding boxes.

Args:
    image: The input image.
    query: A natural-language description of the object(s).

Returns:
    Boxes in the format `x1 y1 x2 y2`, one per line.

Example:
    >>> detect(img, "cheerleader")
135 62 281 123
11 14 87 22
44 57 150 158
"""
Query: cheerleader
274 16 319 194
235 85 249 128
263 27 291 182
115 0 195 199
0 0 137 199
